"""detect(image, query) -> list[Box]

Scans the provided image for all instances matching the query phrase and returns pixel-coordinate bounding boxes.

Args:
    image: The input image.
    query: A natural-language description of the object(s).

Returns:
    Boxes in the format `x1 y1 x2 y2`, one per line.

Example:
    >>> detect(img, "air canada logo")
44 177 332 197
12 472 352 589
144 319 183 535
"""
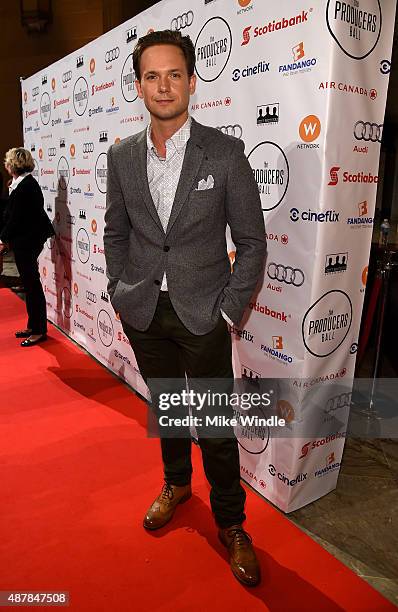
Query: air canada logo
40 92 51 125
326 0 382 60
121 54 138 103
57 156 70 190
257 104 279 125
95 153 107 193
73 77 89 116
195 17 232 82
302 290 353 357
76 228 90 264
299 115 321 146
324 253 348 274
248 141 289 212
97 310 114 347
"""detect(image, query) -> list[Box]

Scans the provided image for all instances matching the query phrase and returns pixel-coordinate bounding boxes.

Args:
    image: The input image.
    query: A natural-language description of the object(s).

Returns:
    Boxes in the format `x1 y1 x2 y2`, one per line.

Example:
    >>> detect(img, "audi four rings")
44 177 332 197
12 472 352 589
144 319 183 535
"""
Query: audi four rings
267 263 305 286
105 47 120 63
171 11 194 30
83 143 94 154
216 125 243 139
354 121 383 143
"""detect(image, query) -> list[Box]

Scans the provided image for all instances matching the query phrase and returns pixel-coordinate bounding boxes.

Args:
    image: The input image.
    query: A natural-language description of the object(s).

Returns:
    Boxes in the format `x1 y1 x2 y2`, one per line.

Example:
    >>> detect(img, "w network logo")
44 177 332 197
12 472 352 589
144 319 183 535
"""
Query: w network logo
241 26 251 46
299 115 321 143
328 166 340 186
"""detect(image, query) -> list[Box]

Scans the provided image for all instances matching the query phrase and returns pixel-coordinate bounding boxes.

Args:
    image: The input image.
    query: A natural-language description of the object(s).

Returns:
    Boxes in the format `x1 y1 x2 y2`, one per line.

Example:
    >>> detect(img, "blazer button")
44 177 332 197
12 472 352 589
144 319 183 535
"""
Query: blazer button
163 246 170 252
154 280 160 286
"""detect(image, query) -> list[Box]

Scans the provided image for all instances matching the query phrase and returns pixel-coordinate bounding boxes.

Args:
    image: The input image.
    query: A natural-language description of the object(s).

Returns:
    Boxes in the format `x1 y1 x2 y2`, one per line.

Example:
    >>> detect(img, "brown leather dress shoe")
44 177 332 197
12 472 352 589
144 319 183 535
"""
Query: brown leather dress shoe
143 482 192 530
219 525 261 586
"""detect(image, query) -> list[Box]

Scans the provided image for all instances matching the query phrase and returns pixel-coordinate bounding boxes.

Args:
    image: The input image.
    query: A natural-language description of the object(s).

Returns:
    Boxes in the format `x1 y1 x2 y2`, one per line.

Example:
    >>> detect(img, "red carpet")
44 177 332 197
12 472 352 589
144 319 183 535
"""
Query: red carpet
0 287 394 611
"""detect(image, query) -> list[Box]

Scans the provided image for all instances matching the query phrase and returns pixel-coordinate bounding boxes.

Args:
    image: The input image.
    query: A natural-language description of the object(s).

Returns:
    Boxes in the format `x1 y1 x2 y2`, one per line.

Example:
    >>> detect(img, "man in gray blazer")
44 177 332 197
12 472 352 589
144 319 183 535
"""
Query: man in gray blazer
104 30 266 587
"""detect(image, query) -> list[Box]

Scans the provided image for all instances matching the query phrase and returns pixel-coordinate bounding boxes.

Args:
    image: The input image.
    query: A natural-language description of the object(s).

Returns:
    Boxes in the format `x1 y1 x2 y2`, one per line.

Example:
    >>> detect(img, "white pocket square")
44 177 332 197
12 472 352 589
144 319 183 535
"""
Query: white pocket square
196 174 214 190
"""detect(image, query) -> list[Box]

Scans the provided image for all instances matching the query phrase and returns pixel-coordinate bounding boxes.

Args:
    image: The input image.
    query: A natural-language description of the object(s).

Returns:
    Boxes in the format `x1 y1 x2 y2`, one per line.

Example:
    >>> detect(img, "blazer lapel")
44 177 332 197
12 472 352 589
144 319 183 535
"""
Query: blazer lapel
130 131 164 233
166 120 205 237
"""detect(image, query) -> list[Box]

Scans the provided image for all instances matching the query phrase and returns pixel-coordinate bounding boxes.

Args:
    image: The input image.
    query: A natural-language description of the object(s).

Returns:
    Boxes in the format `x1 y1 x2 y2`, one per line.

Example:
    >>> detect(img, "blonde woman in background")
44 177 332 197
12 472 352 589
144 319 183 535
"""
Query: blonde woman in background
0 148 54 346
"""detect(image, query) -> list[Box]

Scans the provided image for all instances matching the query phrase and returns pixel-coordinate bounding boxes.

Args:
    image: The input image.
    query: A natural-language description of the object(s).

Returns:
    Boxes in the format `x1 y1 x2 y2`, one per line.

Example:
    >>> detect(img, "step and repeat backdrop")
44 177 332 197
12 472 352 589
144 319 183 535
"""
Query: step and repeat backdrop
21 0 395 511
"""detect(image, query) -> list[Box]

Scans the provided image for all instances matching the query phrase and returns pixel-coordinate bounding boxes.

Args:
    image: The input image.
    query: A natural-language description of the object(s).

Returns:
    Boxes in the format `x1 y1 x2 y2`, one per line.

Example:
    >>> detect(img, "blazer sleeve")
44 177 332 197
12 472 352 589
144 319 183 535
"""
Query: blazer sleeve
104 145 131 300
220 139 267 325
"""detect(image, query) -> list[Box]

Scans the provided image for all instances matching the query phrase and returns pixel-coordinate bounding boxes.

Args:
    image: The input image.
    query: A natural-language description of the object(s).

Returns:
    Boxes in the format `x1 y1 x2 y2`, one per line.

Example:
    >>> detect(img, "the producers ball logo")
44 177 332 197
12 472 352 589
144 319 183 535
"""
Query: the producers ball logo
235 404 270 455
195 17 232 82
57 156 70 190
61 286 73 319
40 92 51 125
326 0 382 60
95 153 107 193
302 290 353 358
76 228 90 264
97 309 114 347
121 54 138 102
73 76 89 116
248 142 289 212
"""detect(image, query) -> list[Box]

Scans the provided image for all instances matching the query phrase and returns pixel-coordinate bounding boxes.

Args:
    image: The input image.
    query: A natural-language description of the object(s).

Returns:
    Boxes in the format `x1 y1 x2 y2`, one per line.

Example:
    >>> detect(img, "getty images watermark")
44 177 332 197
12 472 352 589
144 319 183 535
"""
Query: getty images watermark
156 389 286 429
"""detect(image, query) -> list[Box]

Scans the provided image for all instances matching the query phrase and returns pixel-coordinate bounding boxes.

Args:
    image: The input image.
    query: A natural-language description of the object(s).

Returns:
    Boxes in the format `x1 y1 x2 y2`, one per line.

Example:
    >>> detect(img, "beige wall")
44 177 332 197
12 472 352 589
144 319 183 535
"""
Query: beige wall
0 0 103 189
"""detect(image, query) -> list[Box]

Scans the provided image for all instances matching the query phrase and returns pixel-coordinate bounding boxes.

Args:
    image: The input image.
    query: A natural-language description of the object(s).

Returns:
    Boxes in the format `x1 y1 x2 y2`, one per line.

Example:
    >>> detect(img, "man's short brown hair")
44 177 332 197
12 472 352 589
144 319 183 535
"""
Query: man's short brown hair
133 30 196 82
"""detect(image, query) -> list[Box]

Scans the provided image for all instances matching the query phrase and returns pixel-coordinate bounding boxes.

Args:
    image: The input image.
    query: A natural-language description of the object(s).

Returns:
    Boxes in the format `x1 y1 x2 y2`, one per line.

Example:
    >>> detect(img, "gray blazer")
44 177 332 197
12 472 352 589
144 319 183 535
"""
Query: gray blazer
104 118 266 334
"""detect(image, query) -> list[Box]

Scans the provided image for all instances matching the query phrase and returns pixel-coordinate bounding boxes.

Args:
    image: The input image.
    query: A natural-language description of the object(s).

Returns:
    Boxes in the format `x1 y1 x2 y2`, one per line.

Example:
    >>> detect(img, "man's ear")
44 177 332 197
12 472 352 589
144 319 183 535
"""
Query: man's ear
189 74 197 96
135 79 143 99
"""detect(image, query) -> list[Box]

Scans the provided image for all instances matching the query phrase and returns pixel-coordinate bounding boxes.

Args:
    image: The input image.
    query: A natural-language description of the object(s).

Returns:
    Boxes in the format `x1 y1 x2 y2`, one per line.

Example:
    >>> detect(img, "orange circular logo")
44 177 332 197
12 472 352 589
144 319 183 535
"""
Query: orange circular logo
277 400 295 424
70 144 75 158
238 0 252 6
73 282 79 296
114 137 121 144
299 115 321 142
147 28 154 34
362 266 368 287
51 77 56 90
42 266 47 277
38 148 43 160
90 58 95 74
23 91 27 103
91 219 97 233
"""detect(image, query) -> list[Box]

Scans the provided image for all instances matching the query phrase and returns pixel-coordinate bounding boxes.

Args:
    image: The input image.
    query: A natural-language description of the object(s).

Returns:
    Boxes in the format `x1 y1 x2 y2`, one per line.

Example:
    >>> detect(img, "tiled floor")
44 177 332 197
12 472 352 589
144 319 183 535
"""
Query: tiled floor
2 253 397 606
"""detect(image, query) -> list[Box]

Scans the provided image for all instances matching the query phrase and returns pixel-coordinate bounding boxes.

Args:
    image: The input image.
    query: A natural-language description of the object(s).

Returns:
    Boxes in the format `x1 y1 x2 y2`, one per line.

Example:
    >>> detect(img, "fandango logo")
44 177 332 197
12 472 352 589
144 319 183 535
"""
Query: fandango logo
249 302 289 322
242 10 309 45
261 344 293 363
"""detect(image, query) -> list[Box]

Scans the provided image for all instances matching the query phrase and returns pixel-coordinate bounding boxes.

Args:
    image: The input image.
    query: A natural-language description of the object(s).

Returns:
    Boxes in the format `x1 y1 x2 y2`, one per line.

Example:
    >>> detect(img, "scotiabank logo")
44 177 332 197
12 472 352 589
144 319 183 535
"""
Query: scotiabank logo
241 10 310 46
299 432 346 459
328 167 378 186
92 80 115 96
248 301 290 322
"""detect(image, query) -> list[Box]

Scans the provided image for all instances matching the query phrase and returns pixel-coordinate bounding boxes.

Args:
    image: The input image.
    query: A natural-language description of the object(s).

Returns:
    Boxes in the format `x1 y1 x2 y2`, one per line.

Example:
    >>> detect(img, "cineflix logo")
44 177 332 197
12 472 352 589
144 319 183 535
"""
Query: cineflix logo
232 60 270 82
290 208 339 223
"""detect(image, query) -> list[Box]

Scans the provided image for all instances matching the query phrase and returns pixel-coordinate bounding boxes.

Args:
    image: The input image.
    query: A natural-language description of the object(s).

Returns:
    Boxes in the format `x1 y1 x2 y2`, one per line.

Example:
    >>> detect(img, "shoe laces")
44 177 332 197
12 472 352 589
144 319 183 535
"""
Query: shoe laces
226 526 252 547
160 482 174 502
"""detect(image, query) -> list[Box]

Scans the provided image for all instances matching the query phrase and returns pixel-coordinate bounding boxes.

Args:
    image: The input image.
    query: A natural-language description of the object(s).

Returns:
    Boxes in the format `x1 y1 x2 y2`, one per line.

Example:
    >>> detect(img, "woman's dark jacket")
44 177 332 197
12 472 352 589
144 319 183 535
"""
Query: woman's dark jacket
0 175 55 249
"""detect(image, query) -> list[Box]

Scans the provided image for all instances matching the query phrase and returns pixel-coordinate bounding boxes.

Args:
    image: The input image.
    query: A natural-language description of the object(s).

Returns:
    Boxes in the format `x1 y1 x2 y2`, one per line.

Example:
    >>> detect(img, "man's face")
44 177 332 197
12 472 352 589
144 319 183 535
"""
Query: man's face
135 44 196 122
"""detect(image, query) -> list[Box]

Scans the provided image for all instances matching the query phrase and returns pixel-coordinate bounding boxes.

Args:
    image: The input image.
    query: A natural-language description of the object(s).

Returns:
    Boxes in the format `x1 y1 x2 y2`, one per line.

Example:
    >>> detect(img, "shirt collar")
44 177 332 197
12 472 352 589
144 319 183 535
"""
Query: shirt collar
147 115 192 157
9 173 29 194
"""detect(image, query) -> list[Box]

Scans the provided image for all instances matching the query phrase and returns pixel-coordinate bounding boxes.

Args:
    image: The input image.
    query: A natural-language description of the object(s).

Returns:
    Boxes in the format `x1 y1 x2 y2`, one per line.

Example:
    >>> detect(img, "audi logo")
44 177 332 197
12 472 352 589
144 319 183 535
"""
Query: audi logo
62 71 72 84
171 11 194 30
216 124 243 139
354 121 383 143
83 142 94 154
105 47 120 63
325 392 351 414
267 262 305 287
48 147 57 157
86 290 97 303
